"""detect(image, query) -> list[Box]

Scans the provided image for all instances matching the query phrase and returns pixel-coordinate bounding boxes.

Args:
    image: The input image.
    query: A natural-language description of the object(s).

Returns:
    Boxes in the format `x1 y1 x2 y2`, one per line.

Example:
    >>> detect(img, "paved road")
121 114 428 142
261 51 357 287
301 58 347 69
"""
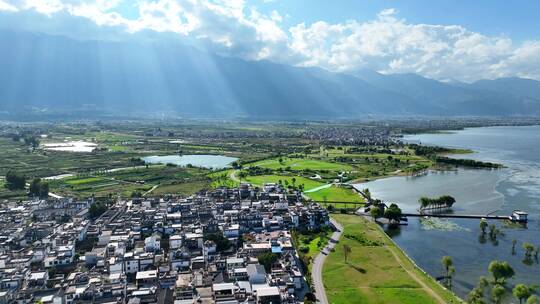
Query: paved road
312 218 343 304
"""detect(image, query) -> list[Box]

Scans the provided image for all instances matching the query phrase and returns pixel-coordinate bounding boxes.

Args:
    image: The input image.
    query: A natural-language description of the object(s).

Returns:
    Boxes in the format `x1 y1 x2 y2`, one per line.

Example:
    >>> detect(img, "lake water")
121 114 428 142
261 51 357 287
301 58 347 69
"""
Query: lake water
355 126 540 300
142 154 238 169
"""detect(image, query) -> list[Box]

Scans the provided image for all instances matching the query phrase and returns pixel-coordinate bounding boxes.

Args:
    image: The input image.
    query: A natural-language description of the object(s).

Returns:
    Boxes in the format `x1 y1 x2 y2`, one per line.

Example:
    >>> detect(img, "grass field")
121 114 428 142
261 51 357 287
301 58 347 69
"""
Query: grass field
243 175 324 191
252 157 353 171
323 215 461 304
306 185 364 202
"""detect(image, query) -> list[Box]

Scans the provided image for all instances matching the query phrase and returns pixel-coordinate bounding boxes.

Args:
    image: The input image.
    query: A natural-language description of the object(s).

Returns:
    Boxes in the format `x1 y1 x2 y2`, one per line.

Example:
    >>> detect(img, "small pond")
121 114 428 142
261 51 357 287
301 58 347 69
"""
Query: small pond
142 154 238 169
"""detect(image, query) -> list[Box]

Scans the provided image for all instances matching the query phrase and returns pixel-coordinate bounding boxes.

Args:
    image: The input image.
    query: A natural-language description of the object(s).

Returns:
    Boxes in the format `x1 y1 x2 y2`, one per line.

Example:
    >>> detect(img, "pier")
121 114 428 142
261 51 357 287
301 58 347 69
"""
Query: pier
402 210 528 223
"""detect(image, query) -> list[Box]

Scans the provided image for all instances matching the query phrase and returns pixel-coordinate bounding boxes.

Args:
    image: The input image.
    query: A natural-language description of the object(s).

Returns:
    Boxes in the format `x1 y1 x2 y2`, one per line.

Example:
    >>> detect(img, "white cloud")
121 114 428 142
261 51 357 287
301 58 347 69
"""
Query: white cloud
0 0 18 12
1 2 540 81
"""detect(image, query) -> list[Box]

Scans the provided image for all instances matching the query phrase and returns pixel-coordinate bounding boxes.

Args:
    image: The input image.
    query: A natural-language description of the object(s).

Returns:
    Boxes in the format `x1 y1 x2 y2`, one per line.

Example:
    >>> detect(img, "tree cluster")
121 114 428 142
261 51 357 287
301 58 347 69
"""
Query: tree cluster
5 170 26 190
29 178 49 198
419 195 456 210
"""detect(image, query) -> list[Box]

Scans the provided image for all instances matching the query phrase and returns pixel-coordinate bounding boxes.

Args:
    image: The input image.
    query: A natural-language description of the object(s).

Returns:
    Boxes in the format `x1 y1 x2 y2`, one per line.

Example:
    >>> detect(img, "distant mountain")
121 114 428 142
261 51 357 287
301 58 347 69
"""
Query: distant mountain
353 70 540 116
1 30 540 118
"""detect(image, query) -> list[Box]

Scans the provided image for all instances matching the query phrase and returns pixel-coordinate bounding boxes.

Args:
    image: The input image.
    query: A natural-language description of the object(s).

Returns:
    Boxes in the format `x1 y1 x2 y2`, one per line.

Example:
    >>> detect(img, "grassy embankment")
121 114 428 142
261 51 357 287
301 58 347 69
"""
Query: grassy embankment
323 214 462 304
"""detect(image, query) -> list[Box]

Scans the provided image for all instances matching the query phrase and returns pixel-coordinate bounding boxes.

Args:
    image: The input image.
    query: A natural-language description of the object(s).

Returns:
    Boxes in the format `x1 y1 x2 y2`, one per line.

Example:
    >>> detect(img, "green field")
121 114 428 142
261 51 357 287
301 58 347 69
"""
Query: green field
252 157 353 171
243 175 324 191
323 215 461 304
306 185 364 202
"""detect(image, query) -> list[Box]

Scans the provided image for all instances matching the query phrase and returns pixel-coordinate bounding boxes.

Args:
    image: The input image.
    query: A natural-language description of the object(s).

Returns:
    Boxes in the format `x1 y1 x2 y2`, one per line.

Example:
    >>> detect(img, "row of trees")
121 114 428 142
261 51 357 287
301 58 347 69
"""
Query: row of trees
419 195 456 211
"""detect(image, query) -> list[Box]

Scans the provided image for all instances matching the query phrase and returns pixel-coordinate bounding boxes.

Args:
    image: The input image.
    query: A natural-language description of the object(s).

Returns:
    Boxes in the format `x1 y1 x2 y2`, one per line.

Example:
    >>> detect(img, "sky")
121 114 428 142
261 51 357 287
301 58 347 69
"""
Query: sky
1 0 540 82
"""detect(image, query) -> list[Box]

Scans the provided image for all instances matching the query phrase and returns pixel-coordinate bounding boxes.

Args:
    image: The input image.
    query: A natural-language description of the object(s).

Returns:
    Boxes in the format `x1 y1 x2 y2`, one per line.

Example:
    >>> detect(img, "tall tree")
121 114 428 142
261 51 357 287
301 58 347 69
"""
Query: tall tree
441 256 455 287
513 284 533 304
479 219 488 234
491 284 506 304
488 260 515 284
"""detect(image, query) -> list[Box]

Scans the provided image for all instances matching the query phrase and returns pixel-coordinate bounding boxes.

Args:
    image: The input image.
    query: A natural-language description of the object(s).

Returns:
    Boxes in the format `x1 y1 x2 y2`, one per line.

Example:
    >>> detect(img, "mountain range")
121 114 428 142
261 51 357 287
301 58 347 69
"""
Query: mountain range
1 30 540 118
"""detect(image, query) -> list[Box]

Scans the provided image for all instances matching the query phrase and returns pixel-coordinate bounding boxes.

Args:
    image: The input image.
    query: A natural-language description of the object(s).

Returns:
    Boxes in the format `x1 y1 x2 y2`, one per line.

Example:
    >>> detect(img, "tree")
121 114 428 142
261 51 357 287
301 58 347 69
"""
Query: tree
326 205 335 212
258 252 278 272
204 233 231 252
343 244 352 263
370 206 383 220
29 178 41 197
523 243 535 258
491 284 506 304
384 203 402 223
527 295 540 304
488 260 515 284
512 239 517 255
467 287 486 304
513 284 533 304
363 188 372 202
39 182 49 198
89 202 108 219
441 256 454 287
29 178 49 198
5 170 26 190
480 219 488 234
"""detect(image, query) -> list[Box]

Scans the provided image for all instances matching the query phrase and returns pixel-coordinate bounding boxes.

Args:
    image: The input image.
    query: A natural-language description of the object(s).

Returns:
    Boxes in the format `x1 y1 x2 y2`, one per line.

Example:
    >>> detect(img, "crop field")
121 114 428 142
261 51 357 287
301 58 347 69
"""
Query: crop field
46 166 210 198
323 215 460 304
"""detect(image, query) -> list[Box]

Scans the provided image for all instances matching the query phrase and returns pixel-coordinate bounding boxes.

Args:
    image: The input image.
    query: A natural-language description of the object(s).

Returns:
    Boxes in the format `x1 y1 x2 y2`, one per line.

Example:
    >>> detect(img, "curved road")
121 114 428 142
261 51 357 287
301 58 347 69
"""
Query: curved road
312 218 343 304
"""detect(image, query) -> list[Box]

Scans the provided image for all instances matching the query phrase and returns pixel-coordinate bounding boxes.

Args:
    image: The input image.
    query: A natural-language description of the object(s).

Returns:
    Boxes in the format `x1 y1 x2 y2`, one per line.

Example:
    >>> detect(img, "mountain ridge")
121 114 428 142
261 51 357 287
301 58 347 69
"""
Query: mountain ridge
1 30 540 118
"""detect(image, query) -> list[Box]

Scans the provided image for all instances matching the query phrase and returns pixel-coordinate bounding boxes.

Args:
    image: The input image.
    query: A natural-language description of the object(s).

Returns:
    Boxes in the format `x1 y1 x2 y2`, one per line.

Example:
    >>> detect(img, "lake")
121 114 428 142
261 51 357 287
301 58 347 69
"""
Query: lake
142 154 238 169
355 126 540 300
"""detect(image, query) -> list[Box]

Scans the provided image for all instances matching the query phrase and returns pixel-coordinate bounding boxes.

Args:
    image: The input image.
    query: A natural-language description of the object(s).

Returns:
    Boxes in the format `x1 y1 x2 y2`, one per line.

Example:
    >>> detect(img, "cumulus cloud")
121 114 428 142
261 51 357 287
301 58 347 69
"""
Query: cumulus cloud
1 1 540 81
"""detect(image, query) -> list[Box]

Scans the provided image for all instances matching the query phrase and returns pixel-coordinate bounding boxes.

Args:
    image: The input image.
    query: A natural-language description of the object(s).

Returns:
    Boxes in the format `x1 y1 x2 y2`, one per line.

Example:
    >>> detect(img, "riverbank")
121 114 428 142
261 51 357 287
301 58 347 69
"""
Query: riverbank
322 214 462 304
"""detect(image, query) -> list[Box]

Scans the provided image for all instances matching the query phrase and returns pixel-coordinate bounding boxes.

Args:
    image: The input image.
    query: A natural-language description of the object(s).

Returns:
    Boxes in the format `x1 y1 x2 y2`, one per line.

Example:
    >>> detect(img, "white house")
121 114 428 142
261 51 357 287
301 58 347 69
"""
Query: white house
144 234 161 252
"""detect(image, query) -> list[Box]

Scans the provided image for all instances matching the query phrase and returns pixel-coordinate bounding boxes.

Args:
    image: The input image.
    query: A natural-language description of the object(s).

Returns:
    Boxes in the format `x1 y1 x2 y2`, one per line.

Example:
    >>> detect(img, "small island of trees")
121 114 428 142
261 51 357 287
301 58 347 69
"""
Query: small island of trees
419 195 456 212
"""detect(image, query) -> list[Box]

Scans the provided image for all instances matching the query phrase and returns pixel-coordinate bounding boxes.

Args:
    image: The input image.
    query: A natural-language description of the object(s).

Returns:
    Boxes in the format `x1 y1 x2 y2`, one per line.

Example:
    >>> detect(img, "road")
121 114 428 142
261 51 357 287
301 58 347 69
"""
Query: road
312 218 343 304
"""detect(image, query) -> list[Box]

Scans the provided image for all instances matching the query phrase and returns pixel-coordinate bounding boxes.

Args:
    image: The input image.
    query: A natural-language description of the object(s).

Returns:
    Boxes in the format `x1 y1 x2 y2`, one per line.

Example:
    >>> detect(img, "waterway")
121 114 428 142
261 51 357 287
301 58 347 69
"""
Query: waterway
355 126 540 300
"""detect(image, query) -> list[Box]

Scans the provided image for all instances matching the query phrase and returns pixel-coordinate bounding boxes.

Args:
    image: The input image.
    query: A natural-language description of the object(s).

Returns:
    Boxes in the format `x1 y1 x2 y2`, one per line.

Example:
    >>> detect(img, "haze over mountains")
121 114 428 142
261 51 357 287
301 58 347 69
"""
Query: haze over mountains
2 30 540 119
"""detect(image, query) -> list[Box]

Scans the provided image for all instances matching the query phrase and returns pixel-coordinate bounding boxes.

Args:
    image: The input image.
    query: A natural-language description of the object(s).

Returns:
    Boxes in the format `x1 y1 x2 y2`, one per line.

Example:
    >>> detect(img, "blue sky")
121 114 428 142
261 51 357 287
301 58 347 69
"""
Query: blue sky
1 0 540 81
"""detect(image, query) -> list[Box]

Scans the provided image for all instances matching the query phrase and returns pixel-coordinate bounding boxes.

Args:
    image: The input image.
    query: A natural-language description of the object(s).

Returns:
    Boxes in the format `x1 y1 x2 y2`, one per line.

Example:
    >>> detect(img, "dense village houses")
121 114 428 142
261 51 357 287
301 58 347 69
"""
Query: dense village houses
0 183 330 303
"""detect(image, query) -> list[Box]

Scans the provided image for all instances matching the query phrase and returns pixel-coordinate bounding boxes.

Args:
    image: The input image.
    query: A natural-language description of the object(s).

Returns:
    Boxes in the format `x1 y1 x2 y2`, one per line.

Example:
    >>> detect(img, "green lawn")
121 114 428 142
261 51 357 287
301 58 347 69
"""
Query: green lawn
243 175 324 191
65 177 106 185
252 157 353 171
323 215 461 304
306 185 364 202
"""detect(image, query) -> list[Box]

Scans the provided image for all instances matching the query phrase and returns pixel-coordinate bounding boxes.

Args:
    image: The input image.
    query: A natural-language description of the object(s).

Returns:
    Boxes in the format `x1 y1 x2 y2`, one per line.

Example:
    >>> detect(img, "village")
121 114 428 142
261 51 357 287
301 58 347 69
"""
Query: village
0 183 330 304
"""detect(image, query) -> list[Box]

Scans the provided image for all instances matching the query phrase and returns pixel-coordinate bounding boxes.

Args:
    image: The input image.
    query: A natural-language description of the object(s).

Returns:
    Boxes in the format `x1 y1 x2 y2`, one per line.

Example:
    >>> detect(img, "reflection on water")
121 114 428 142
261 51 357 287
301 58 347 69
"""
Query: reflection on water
355 126 540 300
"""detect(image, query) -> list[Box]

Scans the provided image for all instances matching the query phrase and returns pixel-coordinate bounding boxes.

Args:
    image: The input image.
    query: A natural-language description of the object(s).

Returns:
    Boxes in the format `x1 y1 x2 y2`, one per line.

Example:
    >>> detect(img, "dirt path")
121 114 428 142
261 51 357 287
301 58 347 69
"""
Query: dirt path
229 170 240 182
387 245 446 304
143 185 159 196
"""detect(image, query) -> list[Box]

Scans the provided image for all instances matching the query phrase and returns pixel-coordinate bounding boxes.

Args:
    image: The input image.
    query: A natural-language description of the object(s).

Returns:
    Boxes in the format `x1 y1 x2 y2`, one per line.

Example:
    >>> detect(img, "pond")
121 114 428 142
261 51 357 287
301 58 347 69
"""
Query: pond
42 141 97 152
142 154 238 169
